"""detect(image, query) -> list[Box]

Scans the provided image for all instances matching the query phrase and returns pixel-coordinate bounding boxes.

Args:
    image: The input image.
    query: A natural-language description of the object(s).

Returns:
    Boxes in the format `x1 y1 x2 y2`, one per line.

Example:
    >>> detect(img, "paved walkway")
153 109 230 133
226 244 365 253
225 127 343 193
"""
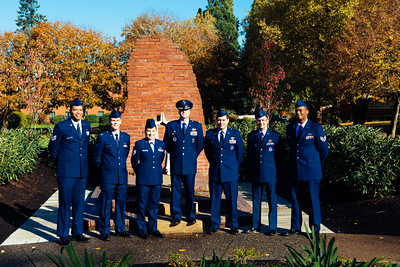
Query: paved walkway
0 183 332 246
1 184 400 266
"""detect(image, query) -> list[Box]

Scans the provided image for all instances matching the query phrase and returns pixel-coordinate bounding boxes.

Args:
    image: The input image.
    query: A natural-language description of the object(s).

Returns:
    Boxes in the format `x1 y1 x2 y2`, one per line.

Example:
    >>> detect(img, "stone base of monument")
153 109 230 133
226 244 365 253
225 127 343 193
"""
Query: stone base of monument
83 175 252 236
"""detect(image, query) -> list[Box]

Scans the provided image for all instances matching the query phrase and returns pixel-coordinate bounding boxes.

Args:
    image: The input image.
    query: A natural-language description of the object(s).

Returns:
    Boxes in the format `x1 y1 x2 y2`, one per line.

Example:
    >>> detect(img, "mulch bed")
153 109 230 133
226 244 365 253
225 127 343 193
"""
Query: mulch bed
0 158 399 244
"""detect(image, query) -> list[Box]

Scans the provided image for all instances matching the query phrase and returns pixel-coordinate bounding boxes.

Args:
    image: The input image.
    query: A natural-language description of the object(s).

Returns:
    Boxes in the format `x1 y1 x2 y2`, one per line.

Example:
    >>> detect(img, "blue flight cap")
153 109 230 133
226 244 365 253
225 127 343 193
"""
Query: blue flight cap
217 109 228 118
145 118 156 129
176 99 193 110
295 99 308 108
70 98 82 106
255 109 267 119
110 109 121 118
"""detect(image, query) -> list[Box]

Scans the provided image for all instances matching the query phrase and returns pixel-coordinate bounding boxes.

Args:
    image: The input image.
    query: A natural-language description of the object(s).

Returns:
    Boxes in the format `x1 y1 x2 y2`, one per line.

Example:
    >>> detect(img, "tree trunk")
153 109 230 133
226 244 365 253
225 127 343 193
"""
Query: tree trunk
351 97 371 125
389 95 400 138
330 101 341 126
315 106 323 124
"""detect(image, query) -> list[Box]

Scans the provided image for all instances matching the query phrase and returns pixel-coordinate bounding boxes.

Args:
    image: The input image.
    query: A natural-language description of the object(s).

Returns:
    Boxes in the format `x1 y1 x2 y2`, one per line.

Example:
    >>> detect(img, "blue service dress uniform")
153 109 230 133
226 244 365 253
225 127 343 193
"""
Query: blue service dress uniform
163 119 203 221
48 118 91 238
286 120 329 232
247 128 283 231
92 130 131 235
131 139 166 234
204 127 244 229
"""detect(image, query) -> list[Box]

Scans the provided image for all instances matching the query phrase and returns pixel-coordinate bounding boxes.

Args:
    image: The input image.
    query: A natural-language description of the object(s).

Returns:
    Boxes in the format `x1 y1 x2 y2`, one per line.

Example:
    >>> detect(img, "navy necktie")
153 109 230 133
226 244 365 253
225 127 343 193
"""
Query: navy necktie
220 131 224 145
115 133 119 147
182 123 187 136
150 142 154 152
260 132 264 143
77 123 82 138
297 125 303 139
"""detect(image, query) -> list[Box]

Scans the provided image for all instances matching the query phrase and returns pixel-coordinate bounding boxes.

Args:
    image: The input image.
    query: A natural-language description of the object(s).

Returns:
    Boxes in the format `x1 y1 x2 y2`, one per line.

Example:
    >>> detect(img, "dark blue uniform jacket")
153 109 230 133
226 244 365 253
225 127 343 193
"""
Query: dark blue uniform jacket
204 127 244 183
92 131 131 185
286 120 329 181
247 129 283 183
48 119 91 178
163 119 203 175
131 139 166 186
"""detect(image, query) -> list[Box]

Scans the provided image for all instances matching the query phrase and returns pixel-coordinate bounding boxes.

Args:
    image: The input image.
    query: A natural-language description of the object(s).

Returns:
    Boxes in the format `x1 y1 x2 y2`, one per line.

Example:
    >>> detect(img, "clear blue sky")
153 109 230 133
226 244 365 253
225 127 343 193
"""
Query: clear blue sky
0 0 253 45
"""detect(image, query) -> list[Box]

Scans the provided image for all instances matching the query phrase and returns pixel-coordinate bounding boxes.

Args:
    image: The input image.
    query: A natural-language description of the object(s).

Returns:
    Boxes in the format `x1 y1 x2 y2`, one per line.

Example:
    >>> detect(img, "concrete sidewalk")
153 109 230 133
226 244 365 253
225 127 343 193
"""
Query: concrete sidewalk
0 183 332 247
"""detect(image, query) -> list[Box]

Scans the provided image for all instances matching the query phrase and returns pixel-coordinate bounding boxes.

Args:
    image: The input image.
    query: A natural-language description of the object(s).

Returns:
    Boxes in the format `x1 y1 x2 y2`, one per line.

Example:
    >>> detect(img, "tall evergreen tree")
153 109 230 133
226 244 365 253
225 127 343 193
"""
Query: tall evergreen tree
16 0 47 32
197 0 250 115
202 0 239 51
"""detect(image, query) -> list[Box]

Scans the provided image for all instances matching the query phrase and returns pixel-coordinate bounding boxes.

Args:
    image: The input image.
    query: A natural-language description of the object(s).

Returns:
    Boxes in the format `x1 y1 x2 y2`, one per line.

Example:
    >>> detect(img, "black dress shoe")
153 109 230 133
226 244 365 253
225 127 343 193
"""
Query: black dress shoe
207 227 219 235
187 218 196 226
170 219 181 227
71 234 90 243
149 230 164 238
100 234 110 241
137 232 149 239
115 231 132 238
59 237 70 246
282 229 301 236
265 230 277 236
230 227 239 235
243 227 257 233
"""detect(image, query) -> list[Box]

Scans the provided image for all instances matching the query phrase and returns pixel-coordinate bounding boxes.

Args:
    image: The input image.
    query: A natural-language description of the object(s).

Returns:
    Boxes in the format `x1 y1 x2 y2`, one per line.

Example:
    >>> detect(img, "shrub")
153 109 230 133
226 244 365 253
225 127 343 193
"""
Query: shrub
323 125 400 198
99 112 110 124
284 225 384 267
0 128 43 184
85 114 99 124
52 115 66 124
8 111 32 129
34 243 134 267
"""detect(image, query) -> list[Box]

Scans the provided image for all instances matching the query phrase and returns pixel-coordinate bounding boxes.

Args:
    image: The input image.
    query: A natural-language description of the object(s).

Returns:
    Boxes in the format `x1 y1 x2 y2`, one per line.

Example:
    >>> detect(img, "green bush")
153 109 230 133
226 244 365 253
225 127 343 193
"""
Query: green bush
52 115 66 124
34 243 133 267
99 113 110 124
284 225 384 267
85 114 99 124
0 128 43 184
324 125 400 198
8 111 32 129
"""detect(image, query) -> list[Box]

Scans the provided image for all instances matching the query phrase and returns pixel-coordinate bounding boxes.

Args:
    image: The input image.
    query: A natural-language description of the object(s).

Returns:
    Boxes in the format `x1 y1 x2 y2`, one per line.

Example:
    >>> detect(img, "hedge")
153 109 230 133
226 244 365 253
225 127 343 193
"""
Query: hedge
323 125 400 198
0 128 43 184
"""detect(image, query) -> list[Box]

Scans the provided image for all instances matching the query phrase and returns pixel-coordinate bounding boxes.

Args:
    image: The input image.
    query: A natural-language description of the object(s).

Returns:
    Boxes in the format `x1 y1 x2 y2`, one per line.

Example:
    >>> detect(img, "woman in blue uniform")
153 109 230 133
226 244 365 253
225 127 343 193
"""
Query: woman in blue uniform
131 119 166 239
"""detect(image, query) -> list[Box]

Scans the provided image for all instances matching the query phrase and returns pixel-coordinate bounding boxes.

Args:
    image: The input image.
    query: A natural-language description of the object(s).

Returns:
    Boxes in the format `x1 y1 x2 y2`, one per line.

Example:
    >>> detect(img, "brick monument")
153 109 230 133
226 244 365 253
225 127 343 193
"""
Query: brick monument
121 36 209 192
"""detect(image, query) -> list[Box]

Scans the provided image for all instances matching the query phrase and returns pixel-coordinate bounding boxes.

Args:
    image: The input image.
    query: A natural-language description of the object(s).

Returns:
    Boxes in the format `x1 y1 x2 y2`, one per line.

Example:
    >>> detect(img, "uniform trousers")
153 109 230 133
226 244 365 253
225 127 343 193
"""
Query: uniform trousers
137 184 161 234
289 180 321 232
170 174 195 220
57 176 87 237
99 183 127 235
252 182 277 230
209 179 238 229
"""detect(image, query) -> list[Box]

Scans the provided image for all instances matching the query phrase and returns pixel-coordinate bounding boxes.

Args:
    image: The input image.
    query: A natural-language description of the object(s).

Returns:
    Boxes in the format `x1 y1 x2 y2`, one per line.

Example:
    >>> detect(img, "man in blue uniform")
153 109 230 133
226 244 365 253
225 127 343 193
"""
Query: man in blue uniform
131 119 166 239
48 98 91 246
92 110 131 241
204 109 244 235
163 100 204 226
245 109 283 236
284 99 329 235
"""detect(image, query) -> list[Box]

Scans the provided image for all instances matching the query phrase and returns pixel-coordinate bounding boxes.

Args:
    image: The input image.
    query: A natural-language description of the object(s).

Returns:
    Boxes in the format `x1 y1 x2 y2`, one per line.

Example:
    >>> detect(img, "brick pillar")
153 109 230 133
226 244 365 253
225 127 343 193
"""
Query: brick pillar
121 35 209 192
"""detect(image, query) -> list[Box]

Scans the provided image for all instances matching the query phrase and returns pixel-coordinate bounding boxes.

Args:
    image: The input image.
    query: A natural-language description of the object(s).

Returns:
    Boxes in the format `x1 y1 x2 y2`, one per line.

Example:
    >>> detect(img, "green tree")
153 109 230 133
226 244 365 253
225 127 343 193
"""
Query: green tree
243 0 354 123
201 0 239 51
326 0 400 134
30 22 125 113
199 0 247 117
16 0 47 32
0 32 27 129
